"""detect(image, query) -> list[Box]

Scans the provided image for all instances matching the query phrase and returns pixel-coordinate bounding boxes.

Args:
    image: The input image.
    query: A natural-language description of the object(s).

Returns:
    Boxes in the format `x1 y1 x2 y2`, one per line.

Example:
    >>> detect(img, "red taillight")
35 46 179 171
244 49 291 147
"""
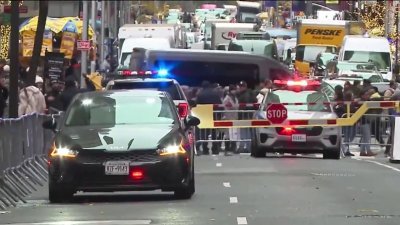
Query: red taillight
279 127 295 135
138 70 145 75
131 169 144 180
178 103 189 118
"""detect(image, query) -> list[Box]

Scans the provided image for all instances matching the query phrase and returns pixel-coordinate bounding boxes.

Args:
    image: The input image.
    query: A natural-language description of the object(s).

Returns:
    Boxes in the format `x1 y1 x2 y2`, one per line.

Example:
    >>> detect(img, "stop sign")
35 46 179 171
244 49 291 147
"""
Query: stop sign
266 103 288 124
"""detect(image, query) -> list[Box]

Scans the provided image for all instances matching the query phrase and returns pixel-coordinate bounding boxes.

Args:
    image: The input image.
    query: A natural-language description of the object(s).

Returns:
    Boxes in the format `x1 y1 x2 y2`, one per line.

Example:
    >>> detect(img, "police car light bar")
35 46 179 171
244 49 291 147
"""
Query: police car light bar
118 70 159 76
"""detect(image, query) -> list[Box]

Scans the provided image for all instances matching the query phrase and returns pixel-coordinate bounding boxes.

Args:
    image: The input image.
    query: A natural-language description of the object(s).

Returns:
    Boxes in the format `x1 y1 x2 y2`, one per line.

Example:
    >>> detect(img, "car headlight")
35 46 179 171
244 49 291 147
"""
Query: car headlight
158 144 187 156
50 143 78 158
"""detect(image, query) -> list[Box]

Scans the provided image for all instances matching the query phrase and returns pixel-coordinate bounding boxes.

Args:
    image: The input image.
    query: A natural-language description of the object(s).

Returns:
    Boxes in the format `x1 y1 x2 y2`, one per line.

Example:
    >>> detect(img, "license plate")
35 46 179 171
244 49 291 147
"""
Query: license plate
105 161 130 175
292 134 307 142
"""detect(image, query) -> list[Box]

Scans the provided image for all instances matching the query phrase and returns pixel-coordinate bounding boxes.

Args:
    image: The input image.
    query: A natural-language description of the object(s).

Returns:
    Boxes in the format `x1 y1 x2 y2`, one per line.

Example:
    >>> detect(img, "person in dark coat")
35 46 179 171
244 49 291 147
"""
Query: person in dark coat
196 81 222 155
236 81 257 152
0 75 8 118
59 74 96 111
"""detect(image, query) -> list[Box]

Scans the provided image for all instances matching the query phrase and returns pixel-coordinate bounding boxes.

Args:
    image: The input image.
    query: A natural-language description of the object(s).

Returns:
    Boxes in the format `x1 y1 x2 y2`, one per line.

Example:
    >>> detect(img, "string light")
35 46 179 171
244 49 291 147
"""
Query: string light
0 1 24 59
0 25 11 59
358 2 400 58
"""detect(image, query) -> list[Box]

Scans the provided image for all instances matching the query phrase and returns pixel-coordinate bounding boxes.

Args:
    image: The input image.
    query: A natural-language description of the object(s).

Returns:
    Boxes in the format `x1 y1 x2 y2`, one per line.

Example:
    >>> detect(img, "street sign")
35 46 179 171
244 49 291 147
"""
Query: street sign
266 103 287 124
77 40 91 51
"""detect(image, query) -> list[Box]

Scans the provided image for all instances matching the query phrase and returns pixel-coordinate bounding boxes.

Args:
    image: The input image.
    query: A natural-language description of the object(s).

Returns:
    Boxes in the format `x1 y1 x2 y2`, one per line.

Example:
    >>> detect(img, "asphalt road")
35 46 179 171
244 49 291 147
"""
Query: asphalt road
1 152 400 225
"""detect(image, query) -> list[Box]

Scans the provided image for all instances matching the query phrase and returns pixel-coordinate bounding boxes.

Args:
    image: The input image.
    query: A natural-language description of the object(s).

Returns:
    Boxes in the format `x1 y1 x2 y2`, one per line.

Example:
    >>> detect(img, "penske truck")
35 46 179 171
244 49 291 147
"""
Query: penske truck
294 19 365 76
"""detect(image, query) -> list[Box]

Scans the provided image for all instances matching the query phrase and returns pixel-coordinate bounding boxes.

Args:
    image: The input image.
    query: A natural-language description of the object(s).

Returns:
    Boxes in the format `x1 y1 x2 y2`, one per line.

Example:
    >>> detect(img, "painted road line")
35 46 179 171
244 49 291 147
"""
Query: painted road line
237 217 248 225
216 162 222 167
223 182 231 187
364 160 400 172
230 197 238 204
6 220 152 225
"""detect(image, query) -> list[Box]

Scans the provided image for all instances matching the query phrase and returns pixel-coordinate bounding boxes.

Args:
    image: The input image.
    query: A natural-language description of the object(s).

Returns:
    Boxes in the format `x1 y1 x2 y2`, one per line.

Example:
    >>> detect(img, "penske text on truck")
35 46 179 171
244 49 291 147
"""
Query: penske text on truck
295 19 365 76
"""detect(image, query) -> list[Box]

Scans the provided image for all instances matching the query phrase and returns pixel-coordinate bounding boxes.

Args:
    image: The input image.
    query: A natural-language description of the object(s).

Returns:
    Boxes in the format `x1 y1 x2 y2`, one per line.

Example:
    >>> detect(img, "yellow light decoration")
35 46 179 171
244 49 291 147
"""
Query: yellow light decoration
0 25 11 59
358 2 400 58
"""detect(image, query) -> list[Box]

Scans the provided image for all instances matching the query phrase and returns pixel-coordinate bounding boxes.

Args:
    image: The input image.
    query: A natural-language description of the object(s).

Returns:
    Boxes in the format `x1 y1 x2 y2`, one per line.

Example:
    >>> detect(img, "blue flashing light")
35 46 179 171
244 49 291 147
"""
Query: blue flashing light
158 69 168 77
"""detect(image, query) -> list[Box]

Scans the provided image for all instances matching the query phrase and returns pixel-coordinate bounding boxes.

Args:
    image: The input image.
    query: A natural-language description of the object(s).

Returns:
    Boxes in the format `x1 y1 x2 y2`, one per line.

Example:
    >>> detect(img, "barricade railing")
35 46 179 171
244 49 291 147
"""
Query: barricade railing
341 113 394 151
0 112 61 209
192 101 400 155
192 101 400 129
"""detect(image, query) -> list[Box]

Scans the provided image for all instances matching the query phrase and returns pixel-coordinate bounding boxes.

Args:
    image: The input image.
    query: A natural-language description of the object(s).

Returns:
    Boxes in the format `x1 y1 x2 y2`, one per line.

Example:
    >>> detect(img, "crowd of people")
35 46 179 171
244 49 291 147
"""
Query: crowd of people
333 79 400 157
0 59 96 119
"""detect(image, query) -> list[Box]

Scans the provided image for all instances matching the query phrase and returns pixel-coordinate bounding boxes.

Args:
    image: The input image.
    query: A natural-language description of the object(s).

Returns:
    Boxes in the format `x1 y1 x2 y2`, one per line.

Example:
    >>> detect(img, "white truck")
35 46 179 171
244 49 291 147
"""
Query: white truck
338 35 393 80
211 23 255 50
117 24 185 67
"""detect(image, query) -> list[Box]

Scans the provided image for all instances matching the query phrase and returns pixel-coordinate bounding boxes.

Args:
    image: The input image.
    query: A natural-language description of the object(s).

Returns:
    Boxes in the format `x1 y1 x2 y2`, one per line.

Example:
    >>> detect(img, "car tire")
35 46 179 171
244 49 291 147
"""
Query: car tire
174 170 195 199
251 129 266 158
323 148 341 160
48 180 74 203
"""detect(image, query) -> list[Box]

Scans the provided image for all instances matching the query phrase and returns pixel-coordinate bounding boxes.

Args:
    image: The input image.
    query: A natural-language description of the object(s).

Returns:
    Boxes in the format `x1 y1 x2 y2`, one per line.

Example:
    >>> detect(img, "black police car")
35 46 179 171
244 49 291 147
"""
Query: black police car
43 90 200 203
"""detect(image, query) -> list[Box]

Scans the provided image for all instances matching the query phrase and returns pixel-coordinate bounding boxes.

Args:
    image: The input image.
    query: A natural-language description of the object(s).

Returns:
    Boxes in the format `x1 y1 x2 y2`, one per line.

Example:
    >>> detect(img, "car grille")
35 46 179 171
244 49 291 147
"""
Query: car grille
77 150 160 163
276 126 323 136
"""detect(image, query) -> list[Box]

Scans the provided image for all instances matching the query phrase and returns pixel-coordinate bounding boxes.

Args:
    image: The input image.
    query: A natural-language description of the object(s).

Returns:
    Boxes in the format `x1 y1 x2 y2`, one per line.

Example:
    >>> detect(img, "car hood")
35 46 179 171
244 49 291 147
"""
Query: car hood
257 111 337 120
56 124 180 151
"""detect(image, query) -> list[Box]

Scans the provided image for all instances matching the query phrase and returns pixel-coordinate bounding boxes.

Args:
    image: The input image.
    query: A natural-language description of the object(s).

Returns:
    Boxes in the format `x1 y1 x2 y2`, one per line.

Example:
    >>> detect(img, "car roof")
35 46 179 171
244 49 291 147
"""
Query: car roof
77 90 169 98
112 78 178 83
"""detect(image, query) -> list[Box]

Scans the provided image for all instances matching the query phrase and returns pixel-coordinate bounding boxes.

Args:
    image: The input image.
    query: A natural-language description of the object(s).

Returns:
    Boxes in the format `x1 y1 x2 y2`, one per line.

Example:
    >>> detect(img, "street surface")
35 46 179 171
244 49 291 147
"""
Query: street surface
1 151 400 225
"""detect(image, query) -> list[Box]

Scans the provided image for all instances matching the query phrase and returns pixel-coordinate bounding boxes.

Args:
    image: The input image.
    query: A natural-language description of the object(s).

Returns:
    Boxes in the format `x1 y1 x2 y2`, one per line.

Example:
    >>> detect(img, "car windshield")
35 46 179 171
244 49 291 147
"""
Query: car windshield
263 90 331 112
296 45 336 62
336 62 378 71
109 81 183 100
338 70 384 82
343 51 391 71
65 94 176 127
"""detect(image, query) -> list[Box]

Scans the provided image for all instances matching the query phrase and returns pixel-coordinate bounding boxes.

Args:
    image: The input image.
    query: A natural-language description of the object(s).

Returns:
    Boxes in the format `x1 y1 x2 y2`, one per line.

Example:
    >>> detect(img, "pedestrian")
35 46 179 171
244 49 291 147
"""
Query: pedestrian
352 80 362 99
256 79 273 103
59 73 96 111
18 80 46 117
359 88 378 156
65 58 80 82
35 75 44 92
237 81 257 152
222 85 239 155
369 86 384 145
0 75 8 118
384 80 398 99
45 81 63 113
341 91 356 157
343 81 352 94
100 54 112 72
196 80 222 155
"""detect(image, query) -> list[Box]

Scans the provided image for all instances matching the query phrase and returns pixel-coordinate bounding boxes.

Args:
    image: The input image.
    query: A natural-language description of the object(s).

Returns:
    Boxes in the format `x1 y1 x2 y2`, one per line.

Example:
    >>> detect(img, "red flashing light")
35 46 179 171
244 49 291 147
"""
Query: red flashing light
274 79 321 91
178 103 189 118
131 169 144 180
279 127 295 135
122 70 132 76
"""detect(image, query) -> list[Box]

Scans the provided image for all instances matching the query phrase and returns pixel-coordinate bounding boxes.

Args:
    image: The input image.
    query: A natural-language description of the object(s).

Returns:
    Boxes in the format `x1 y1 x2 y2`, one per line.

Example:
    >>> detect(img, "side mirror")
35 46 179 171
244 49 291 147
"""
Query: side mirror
42 119 57 131
188 99 197 108
186 116 200 127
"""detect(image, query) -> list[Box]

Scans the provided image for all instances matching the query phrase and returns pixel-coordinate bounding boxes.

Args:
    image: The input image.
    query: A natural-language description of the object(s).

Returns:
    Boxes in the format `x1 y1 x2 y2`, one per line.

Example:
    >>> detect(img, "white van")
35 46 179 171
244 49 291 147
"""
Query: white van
119 38 172 67
338 35 392 80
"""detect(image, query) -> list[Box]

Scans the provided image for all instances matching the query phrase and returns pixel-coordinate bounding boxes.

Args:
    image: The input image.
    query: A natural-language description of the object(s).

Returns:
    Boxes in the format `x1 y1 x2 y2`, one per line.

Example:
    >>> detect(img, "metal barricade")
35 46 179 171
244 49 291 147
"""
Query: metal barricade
342 113 394 153
0 113 61 209
195 105 256 154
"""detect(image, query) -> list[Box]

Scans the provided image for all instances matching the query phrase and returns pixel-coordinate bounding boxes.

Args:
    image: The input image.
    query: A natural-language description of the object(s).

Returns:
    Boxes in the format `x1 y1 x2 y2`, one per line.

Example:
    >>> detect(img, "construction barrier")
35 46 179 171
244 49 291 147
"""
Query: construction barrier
191 101 400 129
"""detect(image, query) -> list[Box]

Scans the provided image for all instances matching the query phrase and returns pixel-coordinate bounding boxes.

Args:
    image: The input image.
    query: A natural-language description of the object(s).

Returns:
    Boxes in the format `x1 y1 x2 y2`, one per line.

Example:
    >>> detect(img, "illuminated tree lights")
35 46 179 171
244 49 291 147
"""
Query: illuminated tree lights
359 2 400 57
0 25 11 59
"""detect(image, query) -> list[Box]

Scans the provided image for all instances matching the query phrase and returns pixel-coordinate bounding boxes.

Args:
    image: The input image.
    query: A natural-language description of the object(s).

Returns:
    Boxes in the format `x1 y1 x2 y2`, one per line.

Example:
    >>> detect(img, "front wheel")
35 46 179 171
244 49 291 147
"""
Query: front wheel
323 148 341 160
48 179 74 203
251 129 266 158
174 177 195 199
